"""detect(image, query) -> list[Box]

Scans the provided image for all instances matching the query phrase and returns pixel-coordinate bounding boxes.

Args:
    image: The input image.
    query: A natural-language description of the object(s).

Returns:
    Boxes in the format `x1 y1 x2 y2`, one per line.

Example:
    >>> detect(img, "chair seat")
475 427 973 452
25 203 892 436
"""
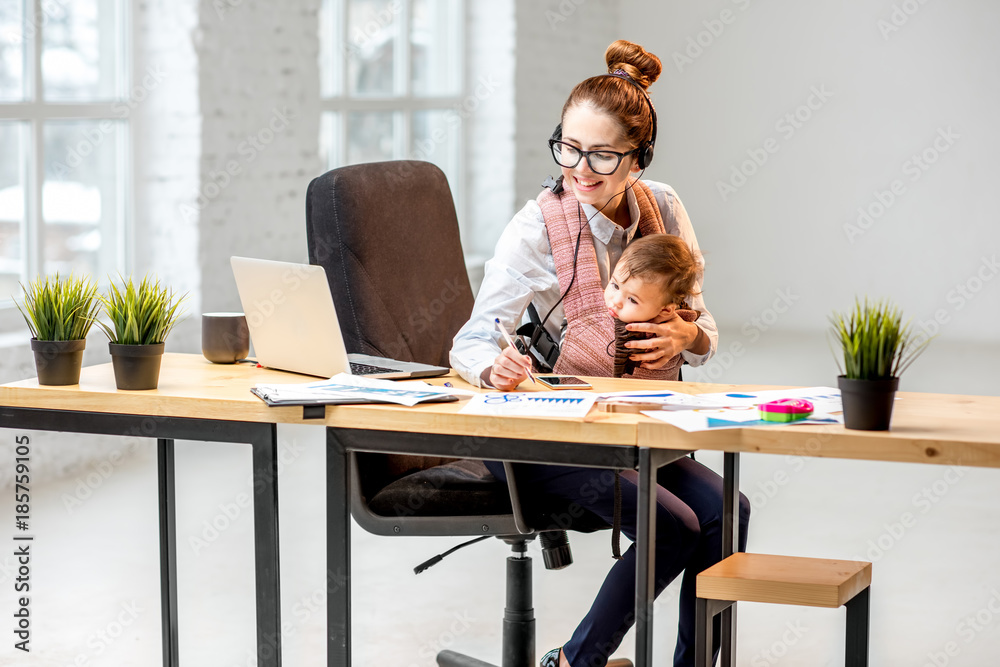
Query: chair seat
369 459 513 517
369 459 611 532
697 553 872 608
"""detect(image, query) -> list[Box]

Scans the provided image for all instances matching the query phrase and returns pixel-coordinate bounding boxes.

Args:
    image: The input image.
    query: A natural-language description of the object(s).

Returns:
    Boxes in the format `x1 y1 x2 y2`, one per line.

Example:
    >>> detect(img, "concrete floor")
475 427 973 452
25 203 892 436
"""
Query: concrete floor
2 333 1000 666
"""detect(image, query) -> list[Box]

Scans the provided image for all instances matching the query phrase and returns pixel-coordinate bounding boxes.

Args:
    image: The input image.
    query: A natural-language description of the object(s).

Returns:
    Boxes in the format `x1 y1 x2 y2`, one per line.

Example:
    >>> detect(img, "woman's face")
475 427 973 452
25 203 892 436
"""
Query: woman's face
559 104 639 211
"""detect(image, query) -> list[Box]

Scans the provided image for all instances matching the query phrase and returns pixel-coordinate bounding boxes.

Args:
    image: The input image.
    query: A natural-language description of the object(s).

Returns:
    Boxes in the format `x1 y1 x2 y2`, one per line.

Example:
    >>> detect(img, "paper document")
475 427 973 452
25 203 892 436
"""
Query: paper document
460 391 597 418
642 386 845 432
253 373 459 407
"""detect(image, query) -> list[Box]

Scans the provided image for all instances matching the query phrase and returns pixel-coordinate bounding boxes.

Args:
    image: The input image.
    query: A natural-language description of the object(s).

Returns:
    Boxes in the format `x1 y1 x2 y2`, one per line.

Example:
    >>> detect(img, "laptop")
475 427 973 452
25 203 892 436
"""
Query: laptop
230 256 450 380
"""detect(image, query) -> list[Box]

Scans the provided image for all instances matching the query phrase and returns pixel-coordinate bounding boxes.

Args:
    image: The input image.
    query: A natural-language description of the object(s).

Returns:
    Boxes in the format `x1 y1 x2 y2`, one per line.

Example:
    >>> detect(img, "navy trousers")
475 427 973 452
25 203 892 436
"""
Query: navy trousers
485 457 750 667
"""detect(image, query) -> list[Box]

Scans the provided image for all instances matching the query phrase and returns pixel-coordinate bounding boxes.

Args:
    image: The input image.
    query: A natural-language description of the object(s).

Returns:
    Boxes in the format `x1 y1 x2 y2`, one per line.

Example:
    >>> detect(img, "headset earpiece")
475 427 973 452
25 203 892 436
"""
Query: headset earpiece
635 142 653 170
550 123 562 142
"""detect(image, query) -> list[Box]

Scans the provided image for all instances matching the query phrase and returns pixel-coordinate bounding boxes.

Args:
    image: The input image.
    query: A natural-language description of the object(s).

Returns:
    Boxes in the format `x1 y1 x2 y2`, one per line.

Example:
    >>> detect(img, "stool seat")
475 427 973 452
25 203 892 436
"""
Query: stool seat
697 552 872 608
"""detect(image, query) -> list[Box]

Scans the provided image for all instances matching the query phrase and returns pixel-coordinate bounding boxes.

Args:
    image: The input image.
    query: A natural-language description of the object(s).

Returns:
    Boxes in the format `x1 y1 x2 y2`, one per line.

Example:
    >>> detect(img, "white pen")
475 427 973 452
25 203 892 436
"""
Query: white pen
494 318 536 384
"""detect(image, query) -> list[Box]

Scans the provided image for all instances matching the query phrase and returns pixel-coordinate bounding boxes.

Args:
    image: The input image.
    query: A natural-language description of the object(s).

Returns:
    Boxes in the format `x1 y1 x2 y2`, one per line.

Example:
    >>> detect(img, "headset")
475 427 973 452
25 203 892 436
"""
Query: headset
516 72 659 370
546 69 658 193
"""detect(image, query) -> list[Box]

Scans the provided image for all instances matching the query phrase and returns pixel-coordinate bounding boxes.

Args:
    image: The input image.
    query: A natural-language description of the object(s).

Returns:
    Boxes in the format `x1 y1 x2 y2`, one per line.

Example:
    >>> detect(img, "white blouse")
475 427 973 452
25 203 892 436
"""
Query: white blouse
450 180 718 387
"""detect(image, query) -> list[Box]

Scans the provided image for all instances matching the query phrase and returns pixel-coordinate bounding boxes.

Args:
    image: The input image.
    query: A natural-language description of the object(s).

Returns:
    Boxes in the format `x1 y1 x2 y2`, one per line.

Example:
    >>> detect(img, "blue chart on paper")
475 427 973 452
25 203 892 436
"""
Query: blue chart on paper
526 396 585 404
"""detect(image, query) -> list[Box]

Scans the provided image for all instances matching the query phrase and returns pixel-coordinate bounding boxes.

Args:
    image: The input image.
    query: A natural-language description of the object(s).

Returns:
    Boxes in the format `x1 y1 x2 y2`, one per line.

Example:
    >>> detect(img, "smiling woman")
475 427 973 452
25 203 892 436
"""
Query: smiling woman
448 39 750 667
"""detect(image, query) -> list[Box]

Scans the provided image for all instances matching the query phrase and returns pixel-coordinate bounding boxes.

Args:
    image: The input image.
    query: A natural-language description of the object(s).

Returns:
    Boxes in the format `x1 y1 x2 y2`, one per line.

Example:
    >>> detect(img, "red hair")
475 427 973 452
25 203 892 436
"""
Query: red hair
562 40 662 149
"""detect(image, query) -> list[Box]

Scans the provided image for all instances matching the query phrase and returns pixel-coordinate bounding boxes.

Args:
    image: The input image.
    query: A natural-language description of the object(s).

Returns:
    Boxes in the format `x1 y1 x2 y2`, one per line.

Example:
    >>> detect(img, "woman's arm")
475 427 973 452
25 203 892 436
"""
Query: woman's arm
449 200 561 387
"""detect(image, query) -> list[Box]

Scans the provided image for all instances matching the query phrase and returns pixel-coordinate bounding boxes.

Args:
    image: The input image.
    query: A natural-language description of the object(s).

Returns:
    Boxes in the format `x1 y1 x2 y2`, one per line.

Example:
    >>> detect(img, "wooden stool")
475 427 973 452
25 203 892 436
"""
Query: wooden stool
695 553 872 667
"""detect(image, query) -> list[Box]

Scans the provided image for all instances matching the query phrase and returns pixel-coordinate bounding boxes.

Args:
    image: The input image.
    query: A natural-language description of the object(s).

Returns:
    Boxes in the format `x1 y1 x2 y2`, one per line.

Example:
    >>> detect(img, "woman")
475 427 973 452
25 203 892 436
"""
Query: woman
450 39 751 667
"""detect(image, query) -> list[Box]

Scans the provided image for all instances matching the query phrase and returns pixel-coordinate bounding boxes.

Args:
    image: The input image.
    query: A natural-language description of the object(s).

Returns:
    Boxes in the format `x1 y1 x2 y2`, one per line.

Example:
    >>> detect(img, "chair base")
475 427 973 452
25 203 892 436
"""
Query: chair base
436 540 633 667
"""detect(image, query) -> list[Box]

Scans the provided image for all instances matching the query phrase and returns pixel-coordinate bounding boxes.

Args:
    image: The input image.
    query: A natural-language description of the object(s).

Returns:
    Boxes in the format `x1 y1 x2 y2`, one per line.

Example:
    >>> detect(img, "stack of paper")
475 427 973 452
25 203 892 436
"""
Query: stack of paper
252 373 460 407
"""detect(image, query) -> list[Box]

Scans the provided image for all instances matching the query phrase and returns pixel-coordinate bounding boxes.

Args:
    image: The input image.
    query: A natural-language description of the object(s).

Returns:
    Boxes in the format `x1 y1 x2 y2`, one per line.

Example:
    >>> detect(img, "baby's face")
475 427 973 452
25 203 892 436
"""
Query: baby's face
604 267 669 323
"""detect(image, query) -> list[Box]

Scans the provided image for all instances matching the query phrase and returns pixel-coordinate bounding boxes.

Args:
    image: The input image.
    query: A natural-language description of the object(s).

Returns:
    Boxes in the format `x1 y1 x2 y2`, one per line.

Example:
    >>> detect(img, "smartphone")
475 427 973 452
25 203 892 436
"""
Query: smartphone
535 375 593 390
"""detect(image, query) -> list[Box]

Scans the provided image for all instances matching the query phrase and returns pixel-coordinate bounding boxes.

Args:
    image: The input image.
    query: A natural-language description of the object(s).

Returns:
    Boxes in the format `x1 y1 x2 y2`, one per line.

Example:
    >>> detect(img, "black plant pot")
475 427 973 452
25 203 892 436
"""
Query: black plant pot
838 376 900 431
30 338 86 386
109 342 165 390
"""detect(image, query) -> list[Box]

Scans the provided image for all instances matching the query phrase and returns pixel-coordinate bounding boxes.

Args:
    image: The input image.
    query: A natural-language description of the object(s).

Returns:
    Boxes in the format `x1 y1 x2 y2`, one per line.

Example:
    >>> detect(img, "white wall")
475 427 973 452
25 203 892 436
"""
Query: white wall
619 0 999 347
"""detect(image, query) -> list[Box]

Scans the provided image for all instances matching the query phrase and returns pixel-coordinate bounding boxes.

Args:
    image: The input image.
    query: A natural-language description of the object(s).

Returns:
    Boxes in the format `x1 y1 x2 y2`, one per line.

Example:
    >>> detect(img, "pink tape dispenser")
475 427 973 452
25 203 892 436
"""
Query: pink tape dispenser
758 398 814 423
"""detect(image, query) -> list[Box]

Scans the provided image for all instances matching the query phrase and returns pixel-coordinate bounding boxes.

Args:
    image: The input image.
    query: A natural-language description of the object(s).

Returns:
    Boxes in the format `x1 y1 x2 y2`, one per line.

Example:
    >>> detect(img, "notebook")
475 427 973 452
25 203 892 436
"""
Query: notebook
230 256 450 380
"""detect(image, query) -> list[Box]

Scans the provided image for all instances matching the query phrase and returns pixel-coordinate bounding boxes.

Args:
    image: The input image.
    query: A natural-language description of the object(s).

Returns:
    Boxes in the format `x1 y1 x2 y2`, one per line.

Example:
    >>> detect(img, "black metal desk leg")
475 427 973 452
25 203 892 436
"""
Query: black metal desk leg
846 587 870 667
327 431 351 667
251 424 282 667
720 452 741 667
636 448 657 667
157 438 179 667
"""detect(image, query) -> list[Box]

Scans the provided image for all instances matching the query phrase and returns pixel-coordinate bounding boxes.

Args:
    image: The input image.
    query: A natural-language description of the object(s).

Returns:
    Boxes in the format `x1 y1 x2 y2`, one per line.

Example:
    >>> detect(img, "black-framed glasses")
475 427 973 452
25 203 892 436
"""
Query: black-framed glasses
548 139 637 175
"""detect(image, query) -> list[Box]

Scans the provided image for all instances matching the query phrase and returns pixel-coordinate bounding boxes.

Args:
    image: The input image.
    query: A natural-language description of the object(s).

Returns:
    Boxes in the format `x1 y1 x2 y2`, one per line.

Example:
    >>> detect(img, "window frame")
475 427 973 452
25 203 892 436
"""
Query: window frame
319 0 468 232
0 0 134 325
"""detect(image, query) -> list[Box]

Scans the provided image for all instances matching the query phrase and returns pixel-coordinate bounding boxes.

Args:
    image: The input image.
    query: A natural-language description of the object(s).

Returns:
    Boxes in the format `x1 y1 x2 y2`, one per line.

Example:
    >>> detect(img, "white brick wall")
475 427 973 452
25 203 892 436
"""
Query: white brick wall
194 0 323 315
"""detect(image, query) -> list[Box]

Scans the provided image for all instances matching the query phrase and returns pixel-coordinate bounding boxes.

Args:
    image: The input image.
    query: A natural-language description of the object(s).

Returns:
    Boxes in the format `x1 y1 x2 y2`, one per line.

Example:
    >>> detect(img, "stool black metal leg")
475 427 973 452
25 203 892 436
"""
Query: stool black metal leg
251 424 282 667
696 599 733 667
846 587 870 667
695 598 713 667
157 438 179 667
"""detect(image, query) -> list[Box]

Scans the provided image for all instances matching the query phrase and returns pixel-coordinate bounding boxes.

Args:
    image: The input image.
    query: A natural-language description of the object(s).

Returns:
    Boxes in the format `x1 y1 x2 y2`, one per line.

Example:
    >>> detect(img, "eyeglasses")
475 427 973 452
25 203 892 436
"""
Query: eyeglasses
548 139 638 176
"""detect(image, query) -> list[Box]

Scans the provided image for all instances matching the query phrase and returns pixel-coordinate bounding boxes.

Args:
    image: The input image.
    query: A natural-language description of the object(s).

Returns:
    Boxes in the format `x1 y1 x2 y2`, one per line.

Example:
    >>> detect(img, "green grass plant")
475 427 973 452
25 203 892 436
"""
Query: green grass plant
829 297 930 380
16 274 101 341
97 275 187 345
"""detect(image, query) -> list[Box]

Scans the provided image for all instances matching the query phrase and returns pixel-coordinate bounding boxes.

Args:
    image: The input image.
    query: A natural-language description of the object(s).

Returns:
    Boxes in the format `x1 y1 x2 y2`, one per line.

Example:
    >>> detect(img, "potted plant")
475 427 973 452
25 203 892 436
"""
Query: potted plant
96 275 187 390
15 274 101 385
829 297 931 430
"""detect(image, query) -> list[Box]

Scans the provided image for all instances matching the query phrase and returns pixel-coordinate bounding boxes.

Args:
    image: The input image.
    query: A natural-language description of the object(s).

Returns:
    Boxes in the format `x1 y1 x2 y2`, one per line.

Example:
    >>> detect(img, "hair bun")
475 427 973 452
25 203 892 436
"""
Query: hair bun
605 39 662 91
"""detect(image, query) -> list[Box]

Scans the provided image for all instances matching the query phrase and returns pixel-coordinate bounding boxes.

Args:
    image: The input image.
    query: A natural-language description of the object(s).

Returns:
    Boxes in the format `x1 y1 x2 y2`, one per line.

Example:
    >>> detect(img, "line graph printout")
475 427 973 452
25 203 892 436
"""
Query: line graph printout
460 391 597 418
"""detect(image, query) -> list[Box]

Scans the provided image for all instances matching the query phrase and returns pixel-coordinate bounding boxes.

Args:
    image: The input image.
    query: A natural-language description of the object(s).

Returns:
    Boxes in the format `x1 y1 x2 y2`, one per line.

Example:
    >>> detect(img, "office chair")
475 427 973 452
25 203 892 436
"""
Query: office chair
305 161 628 667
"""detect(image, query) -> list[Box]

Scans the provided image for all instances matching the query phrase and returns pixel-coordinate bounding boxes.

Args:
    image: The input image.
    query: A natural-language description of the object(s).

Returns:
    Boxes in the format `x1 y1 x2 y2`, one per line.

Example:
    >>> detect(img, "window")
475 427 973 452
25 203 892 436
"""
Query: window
0 0 130 314
318 0 465 222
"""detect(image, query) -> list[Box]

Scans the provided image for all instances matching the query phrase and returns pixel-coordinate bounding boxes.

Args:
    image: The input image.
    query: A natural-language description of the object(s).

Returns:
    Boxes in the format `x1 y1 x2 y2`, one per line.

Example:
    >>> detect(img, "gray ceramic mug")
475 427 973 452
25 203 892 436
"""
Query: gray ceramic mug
202 312 250 363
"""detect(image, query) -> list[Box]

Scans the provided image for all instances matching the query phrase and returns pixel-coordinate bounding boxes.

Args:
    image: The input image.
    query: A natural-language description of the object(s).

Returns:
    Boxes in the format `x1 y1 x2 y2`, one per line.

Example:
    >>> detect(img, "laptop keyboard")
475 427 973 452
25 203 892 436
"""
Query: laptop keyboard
350 361 398 375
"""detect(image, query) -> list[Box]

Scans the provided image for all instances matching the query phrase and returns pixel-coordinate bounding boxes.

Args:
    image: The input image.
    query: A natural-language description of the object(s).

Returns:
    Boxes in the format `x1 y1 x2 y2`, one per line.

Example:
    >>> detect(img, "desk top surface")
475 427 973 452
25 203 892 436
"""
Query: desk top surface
3 353 999 465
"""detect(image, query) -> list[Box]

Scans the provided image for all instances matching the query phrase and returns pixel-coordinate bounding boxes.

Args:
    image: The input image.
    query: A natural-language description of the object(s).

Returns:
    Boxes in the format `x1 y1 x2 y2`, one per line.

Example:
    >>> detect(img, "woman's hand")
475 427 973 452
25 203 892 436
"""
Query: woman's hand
624 317 707 370
486 345 534 391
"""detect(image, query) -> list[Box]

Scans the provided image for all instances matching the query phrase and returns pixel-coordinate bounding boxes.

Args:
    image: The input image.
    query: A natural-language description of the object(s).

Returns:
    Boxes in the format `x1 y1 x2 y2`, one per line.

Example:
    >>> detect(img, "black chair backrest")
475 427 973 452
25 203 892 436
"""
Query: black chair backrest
306 160 475 498
305 160 473 368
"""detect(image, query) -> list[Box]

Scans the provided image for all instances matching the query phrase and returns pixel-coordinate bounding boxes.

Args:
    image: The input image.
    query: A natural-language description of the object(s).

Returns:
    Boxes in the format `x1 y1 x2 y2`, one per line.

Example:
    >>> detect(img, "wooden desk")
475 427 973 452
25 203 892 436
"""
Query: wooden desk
0 353 326 667
637 385 1000 667
320 374 717 667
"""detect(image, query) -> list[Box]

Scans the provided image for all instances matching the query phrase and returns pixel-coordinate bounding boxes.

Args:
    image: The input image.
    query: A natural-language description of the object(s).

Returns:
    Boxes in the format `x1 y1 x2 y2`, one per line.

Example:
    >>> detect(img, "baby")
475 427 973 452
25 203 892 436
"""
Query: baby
603 233 701 378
